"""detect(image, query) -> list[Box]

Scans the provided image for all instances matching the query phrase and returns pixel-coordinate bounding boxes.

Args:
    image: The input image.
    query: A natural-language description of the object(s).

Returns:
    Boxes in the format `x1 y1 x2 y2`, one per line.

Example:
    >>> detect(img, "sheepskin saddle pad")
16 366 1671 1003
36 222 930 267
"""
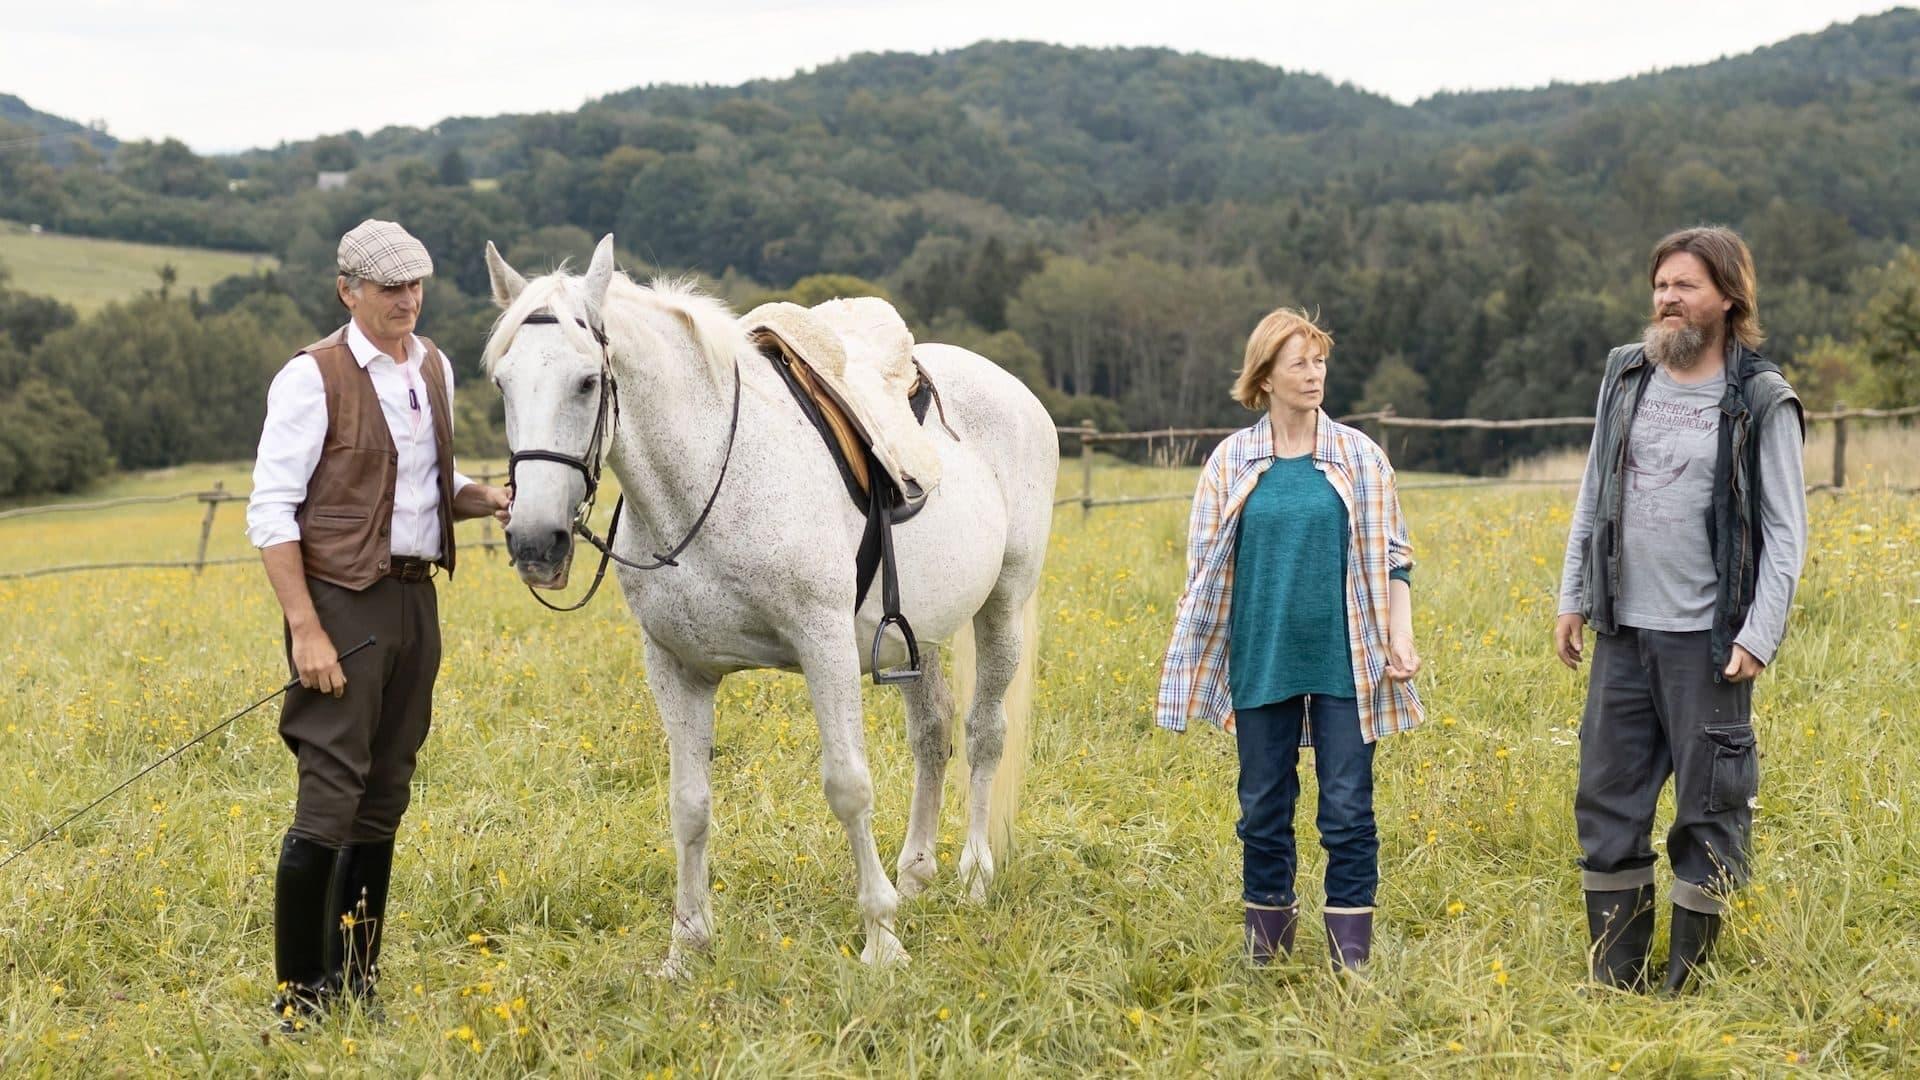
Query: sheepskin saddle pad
741 296 941 502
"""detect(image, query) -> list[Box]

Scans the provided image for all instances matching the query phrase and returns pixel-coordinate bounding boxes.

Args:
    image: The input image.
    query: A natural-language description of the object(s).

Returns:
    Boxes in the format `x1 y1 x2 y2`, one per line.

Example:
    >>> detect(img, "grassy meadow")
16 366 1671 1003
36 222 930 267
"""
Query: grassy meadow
0 221 274 314
0 453 1917 1076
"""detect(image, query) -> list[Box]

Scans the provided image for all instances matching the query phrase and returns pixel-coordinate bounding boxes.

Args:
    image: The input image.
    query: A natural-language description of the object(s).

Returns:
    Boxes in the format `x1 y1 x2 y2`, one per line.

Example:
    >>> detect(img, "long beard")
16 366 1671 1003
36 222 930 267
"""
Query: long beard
1642 318 1710 371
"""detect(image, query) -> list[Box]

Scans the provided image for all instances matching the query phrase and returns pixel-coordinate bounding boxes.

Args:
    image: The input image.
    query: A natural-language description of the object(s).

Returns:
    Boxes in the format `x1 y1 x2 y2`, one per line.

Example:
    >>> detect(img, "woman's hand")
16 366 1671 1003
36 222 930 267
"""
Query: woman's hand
1385 577 1419 681
1385 631 1421 681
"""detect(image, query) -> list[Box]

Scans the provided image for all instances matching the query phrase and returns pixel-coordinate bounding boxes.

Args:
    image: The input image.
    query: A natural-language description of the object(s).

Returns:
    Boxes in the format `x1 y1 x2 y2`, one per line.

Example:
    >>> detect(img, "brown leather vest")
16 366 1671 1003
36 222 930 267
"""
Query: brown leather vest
293 326 457 590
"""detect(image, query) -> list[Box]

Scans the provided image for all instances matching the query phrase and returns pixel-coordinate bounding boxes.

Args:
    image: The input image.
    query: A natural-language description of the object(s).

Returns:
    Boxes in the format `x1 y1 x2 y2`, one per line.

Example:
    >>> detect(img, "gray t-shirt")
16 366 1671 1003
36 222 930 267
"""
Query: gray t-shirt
1559 354 1807 664
1616 366 1724 631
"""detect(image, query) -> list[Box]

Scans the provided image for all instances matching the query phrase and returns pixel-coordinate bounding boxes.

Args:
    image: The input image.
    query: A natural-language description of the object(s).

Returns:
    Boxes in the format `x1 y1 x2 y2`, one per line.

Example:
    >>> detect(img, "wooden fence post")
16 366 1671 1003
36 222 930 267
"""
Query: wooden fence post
1831 404 1848 490
1079 421 1097 519
193 481 224 573
1373 404 1396 452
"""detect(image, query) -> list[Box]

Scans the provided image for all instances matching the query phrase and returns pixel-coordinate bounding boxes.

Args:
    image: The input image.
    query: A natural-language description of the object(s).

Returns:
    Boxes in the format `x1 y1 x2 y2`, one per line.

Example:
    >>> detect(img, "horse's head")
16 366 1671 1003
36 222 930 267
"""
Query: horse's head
484 235 620 590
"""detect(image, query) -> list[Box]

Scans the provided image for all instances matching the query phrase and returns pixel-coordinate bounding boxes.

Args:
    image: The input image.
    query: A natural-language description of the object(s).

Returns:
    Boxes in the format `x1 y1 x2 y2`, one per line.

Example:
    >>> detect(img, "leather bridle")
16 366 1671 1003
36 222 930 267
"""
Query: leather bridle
505 309 741 611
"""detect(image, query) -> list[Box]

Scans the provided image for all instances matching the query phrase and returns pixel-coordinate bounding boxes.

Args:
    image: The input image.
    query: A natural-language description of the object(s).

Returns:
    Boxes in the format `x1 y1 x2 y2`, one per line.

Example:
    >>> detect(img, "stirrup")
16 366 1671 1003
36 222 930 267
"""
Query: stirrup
870 613 922 685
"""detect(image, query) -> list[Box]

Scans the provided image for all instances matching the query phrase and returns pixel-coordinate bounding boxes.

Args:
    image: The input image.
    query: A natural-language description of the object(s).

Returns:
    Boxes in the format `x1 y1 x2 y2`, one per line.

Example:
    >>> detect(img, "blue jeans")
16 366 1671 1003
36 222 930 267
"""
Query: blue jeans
1235 695 1378 909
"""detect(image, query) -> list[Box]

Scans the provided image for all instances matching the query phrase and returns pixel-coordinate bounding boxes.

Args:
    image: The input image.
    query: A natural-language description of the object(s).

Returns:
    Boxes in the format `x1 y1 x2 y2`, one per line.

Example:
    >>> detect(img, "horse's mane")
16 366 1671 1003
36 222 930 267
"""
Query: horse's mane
483 266 748 381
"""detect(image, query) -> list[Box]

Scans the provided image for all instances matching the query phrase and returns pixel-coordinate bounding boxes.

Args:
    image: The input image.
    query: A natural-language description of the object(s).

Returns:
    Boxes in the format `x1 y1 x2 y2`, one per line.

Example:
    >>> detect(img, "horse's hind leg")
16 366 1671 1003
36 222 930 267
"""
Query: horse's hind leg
645 638 719 979
896 644 952 899
959 593 1022 902
797 634 907 965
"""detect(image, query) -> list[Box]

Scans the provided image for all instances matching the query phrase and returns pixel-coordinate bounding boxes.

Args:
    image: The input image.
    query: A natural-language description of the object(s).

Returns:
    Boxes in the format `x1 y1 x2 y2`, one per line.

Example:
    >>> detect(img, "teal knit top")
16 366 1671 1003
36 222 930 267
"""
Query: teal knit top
1229 455 1409 709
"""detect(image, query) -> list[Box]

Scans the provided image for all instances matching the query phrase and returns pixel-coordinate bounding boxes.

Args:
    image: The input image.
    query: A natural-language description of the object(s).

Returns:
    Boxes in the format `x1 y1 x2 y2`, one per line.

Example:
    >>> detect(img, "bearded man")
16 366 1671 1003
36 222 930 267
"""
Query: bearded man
1553 226 1806 993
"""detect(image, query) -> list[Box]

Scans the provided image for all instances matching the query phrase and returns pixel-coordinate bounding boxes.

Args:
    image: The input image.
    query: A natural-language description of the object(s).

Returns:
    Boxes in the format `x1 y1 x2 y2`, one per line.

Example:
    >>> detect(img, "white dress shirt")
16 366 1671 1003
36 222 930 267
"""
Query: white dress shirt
247 321 474 558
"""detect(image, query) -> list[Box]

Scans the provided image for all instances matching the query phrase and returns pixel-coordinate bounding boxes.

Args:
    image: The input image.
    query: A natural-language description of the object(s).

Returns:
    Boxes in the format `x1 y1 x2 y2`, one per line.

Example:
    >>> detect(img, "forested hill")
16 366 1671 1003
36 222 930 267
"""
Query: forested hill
1427 7 1920 122
2 10 1919 495
0 94 116 165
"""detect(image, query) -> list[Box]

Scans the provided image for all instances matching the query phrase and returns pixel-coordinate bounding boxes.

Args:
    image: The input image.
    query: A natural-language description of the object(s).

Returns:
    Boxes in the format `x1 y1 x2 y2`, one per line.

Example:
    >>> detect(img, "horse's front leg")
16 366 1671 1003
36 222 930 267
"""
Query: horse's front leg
796 630 907 966
645 637 719 979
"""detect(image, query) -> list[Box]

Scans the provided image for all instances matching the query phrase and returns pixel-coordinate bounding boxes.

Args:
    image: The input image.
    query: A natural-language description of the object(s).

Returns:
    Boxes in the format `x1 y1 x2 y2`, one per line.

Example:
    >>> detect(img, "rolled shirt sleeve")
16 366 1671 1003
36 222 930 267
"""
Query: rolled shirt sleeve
1377 448 1415 582
245 355 326 549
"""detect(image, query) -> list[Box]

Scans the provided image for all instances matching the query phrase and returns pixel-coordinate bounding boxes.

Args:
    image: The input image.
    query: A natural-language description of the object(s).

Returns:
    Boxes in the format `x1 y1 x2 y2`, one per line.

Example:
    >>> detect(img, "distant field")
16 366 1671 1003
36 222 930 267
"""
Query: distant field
0 221 275 313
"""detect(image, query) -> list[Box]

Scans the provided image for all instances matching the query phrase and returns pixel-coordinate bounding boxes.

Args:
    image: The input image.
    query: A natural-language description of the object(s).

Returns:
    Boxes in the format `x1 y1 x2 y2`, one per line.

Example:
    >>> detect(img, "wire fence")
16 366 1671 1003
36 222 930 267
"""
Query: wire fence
2 404 1915 580
0 472 510 582
1051 402 1920 513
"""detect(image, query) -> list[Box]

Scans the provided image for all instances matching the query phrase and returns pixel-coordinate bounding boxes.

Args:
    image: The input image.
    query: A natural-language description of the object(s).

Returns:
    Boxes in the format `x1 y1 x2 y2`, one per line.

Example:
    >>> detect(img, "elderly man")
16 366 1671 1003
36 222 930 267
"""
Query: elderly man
1554 226 1805 993
246 220 509 1029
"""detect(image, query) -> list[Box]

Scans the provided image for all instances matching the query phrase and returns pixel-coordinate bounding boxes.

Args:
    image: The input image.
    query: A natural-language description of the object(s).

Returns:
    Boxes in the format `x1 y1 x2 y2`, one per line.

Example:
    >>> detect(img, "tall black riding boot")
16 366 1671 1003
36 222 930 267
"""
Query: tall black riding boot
272 833 342 1031
1664 904 1723 994
1585 885 1655 991
327 839 396 1003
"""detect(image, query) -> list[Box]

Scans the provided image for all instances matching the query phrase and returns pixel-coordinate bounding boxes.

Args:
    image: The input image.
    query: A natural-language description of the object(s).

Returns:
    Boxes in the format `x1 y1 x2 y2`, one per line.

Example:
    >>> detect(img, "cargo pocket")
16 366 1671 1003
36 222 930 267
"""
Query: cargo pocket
1705 725 1758 814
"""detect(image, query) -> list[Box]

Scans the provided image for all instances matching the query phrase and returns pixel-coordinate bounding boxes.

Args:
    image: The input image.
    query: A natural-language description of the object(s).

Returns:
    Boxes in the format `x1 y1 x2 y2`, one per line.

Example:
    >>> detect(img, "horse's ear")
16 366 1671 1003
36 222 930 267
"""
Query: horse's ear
485 241 527 309
581 234 616 332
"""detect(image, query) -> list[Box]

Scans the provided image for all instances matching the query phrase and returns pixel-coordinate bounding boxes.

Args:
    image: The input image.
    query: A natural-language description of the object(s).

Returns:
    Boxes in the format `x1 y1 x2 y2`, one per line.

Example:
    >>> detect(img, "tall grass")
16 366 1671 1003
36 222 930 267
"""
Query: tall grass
0 459 1915 1075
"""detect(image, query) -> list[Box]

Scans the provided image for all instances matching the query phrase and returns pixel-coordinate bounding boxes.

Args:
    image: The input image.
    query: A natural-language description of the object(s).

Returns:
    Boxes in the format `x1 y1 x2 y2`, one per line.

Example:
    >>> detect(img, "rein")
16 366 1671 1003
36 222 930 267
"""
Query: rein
506 310 742 612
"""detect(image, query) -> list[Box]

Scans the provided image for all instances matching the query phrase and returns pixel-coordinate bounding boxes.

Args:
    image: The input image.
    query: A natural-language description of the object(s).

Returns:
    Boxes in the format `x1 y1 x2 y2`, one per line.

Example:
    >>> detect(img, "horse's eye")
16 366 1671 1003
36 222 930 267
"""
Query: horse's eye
577 376 597 396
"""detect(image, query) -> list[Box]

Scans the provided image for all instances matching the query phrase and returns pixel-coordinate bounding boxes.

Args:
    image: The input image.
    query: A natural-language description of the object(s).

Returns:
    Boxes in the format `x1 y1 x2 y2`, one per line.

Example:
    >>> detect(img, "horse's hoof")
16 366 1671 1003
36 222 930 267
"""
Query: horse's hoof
958 846 994 904
861 932 910 967
895 852 936 899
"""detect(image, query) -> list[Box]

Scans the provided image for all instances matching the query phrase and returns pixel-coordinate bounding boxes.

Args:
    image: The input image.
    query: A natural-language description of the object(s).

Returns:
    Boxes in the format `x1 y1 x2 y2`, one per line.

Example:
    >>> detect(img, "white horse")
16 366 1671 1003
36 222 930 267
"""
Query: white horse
482 236 1056 970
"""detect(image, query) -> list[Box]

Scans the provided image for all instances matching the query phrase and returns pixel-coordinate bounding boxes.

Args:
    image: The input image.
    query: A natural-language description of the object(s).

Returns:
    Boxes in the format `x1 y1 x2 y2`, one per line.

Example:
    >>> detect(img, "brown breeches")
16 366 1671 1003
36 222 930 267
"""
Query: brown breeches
278 576 440 846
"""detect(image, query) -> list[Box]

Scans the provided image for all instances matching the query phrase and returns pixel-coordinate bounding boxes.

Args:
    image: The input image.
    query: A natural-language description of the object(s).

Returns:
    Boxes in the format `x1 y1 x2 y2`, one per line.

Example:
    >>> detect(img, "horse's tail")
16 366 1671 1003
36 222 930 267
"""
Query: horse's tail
987 587 1039 859
948 585 1039 861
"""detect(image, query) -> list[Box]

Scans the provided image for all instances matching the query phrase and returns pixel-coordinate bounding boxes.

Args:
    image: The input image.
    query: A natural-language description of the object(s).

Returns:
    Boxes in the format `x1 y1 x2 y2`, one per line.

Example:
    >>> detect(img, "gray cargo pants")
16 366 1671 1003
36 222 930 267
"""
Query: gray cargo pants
1575 626 1759 915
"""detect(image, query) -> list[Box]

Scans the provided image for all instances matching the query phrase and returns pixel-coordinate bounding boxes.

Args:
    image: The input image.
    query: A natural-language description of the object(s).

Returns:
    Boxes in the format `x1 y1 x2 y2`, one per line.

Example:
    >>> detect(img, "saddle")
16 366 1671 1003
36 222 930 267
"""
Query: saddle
741 298 954 685
742 299 943 499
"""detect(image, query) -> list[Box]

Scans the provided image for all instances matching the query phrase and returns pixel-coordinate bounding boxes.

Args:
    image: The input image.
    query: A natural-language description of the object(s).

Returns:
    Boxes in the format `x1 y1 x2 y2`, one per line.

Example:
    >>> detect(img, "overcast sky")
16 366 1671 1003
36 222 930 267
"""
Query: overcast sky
5 1 1902 153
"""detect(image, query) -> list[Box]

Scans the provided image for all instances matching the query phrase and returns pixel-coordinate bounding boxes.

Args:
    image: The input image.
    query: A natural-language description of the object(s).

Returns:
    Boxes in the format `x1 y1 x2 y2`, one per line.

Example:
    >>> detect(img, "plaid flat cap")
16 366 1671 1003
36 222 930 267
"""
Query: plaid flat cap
337 219 434 285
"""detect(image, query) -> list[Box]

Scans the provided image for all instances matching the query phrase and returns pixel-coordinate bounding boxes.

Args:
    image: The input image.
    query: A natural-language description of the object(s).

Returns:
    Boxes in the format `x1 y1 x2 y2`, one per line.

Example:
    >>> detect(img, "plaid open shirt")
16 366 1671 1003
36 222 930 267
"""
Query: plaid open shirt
1156 411 1424 743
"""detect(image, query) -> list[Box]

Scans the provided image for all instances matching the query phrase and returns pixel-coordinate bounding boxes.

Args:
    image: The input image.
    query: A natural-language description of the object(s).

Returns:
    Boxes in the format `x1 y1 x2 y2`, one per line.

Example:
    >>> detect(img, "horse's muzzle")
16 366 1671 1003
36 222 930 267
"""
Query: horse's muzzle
506 526 574 589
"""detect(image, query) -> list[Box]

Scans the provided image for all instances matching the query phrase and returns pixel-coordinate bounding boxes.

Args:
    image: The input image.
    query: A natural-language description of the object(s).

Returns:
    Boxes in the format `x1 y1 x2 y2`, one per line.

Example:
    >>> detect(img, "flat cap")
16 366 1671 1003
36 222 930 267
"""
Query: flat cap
336 219 434 285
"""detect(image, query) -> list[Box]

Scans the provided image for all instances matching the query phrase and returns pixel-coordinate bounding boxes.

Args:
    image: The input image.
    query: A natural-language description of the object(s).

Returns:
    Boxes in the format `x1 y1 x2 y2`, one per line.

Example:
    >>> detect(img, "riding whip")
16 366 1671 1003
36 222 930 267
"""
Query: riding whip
0 636 376 873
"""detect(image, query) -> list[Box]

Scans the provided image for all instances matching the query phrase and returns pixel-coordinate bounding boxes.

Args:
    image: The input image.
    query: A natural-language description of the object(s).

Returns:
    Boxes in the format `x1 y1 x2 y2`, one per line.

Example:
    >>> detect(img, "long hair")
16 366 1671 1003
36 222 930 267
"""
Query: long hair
1648 226 1764 350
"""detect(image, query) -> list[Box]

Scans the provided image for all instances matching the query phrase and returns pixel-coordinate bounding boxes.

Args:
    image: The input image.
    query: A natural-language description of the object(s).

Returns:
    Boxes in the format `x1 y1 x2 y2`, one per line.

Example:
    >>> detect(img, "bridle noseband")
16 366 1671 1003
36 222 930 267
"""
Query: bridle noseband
505 309 742 612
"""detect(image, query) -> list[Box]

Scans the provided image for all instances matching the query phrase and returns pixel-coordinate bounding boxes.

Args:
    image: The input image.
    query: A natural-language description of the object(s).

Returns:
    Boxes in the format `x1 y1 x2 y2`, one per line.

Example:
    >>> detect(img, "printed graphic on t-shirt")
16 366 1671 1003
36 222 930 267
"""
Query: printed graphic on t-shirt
1625 395 1717 529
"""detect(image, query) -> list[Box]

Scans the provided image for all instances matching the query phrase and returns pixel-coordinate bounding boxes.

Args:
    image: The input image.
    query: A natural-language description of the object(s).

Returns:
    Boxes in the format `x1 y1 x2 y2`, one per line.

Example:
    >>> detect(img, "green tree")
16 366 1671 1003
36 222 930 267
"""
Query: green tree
0 272 78 353
436 148 472 188
1356 354 1433 465
923 313 1045 389
0 379 112 495
28 294 313 469
771 273 894 308
310 135 359 172
1858 249 1920 406
116 138 226 199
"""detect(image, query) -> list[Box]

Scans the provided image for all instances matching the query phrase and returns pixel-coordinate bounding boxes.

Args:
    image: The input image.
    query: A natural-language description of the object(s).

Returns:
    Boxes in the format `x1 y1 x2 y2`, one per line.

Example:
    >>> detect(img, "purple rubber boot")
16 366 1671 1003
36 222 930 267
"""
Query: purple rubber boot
1324 909 1374 971
1245 904 1299 965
